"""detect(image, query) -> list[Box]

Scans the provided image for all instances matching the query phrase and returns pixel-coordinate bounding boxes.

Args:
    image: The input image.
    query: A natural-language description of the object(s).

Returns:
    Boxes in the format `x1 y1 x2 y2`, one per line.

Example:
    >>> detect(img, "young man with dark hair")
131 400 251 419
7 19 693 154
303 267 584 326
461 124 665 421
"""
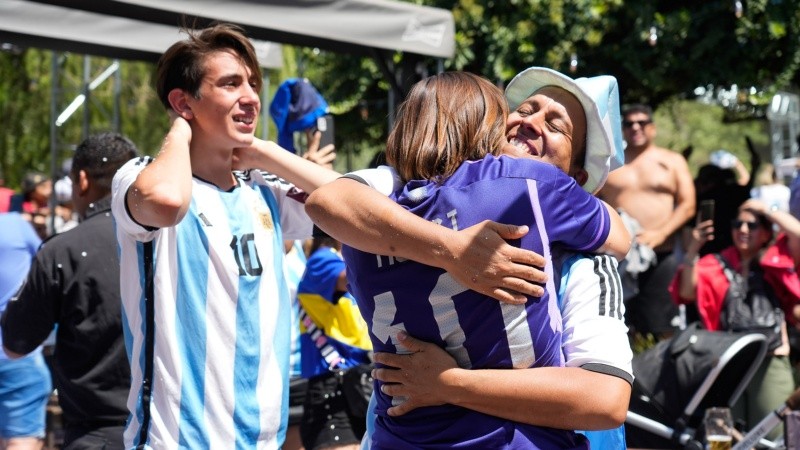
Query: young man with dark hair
110 24 341 449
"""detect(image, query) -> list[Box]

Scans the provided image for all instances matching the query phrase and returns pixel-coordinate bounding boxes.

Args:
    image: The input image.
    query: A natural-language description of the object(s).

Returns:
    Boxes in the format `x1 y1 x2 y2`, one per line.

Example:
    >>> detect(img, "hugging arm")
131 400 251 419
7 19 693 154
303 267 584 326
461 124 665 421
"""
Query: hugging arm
373 254 633 430
305 177 547 304
233 137 340 193
374 333 630 430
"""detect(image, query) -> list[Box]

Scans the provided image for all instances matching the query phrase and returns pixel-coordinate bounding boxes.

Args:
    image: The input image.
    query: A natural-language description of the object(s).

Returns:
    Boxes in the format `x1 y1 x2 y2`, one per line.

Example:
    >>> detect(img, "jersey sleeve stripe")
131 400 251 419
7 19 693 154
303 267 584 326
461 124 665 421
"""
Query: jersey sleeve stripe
580 362 634 385
593 255 623 320
595 256 609 317
341 173 368 185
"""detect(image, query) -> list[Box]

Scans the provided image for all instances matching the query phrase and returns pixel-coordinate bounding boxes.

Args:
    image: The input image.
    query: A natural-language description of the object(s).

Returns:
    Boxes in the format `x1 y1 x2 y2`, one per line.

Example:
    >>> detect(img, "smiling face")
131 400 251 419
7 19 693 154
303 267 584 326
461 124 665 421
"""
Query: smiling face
505 86 587 178
731 209 772 256
622 111 654 149
184 50 260 150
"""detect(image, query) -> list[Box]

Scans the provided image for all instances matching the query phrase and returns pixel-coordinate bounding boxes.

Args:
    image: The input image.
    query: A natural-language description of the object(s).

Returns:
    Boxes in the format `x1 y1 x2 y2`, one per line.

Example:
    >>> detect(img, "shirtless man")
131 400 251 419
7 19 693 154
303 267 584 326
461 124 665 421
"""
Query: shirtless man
599 104 695 339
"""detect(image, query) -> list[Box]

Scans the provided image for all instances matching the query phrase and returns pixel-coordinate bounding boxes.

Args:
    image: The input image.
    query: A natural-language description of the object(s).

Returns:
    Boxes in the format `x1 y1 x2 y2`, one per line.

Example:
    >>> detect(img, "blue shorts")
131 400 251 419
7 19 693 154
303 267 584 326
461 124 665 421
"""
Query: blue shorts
0 352 52 438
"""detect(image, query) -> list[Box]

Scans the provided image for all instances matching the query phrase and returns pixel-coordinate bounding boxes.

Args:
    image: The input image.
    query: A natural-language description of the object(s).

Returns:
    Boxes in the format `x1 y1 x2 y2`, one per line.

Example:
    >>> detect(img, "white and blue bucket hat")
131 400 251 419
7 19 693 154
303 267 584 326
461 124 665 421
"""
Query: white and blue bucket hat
505 67 625 194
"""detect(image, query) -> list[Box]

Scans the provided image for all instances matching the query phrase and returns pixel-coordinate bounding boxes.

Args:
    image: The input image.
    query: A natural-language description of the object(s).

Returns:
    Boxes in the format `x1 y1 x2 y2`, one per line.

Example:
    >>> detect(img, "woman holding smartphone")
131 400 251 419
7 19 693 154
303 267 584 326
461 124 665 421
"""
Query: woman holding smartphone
671 198 800 439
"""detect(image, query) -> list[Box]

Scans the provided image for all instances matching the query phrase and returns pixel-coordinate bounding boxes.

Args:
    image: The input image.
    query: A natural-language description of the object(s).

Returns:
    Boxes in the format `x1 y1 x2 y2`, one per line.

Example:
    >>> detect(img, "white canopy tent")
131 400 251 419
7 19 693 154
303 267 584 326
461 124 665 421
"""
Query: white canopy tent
0 0 455 221
1 0 455 132
1 0 456 129
24 0 455 59
15 0 455 99
0 0 284 67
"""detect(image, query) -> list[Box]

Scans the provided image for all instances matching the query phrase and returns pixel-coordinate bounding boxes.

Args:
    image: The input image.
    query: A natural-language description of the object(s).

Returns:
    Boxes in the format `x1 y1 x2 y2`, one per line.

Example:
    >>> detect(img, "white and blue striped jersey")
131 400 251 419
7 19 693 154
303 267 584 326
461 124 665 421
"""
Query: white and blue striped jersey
284 240 308 379
111 156 313 450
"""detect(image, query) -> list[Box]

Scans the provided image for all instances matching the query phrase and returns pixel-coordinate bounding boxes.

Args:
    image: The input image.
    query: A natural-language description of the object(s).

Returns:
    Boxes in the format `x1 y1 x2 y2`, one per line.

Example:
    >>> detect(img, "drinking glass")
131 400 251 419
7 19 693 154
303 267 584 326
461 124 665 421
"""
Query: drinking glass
704 407 733 450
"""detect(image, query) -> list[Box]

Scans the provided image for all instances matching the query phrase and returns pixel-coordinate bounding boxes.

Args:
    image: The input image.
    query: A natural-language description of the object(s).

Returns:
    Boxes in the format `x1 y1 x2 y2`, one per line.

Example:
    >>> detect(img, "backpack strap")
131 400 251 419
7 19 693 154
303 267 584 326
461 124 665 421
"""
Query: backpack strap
713 253 736 283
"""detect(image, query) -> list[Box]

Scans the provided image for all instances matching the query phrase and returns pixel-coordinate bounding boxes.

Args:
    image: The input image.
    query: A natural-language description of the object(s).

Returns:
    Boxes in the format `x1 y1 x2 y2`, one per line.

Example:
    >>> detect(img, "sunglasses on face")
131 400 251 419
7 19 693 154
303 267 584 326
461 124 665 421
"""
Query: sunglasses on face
622 119 652 129
731 219 761 230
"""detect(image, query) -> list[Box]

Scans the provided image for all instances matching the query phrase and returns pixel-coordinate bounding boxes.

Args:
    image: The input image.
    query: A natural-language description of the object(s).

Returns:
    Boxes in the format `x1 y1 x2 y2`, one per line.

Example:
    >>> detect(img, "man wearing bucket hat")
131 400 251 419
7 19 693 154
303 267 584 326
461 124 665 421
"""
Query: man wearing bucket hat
503 66 625 195
306 67 633 445
599 104 696 340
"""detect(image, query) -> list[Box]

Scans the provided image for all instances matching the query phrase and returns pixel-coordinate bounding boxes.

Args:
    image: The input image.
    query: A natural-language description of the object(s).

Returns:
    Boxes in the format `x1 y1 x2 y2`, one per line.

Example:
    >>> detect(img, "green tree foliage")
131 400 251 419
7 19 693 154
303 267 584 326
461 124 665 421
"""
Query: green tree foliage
0 50 165 190
0 49 51 188
654 99 769 175
2 1 799 182
300 0 799 169
413 0 799 108
586 0 800 107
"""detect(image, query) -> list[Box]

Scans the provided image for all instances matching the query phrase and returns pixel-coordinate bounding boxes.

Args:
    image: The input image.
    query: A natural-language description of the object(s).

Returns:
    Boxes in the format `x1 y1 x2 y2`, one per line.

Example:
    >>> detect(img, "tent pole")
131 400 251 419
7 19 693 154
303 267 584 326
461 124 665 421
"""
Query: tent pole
82 55 91 140
261 72 270 140
113 59 121 132
49 51 60 235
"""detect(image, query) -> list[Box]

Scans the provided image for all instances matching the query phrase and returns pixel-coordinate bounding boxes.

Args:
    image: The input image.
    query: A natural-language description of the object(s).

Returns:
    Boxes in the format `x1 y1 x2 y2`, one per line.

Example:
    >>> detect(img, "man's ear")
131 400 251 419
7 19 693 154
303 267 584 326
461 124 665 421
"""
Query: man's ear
77 170 91 196
167 88 193 120
572 168 589 187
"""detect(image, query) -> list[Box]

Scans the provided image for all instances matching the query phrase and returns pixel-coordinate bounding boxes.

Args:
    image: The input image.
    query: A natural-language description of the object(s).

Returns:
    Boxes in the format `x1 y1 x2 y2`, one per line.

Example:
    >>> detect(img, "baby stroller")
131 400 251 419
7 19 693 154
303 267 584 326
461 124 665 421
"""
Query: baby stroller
626 323 769 449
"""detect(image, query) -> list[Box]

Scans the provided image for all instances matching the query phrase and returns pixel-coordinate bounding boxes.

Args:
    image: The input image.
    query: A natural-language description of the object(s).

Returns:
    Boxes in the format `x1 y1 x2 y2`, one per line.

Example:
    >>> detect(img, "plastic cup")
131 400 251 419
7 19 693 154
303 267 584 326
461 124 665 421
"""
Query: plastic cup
704 407 733 450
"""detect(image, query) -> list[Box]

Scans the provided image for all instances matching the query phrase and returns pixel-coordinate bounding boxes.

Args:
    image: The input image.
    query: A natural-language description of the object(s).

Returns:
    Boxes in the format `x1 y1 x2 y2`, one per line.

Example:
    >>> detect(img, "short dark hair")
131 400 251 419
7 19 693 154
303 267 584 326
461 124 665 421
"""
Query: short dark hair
22 171 48 197
156 23 262 110
71 132 138 193
622 103 653 119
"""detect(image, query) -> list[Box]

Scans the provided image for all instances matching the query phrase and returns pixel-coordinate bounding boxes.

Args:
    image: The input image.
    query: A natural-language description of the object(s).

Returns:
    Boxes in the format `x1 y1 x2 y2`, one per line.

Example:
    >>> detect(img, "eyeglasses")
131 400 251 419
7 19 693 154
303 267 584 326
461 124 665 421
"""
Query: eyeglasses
731 219 761 230
622 119 652 129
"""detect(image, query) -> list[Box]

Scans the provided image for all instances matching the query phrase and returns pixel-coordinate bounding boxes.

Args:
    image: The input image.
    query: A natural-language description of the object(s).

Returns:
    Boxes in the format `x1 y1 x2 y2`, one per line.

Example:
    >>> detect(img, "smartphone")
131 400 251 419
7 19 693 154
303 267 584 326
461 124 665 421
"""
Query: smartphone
312 114 335 148
698 199 715 224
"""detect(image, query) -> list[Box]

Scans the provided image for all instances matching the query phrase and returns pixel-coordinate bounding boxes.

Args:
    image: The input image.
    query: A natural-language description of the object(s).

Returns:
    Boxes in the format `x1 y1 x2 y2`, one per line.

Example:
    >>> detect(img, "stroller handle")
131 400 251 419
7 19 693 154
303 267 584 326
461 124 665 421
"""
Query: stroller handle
731 387 800 450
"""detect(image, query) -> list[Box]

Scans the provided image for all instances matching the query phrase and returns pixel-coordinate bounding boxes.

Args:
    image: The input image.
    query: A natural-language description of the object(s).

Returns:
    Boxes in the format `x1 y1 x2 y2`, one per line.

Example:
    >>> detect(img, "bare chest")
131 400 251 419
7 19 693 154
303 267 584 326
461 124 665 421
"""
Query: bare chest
610 156 677 195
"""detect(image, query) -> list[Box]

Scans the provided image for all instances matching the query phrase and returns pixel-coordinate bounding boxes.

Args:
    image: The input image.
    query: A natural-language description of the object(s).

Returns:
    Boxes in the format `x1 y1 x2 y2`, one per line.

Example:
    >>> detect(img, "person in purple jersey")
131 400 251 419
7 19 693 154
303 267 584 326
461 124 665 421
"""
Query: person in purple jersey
334 72 628 449
307 67 633 450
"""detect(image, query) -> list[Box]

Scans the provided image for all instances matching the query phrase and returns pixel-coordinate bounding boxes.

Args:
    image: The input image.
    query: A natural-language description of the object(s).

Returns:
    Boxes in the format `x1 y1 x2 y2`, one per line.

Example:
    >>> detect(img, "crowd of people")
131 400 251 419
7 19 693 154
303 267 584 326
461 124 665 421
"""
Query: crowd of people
1 21 799 450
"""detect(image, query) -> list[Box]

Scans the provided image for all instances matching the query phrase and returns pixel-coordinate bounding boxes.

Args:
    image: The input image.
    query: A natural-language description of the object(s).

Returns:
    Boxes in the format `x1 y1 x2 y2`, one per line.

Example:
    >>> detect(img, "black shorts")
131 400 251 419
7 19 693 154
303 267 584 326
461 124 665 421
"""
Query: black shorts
289 376 308 426
300 372 365 450
627 252 680 336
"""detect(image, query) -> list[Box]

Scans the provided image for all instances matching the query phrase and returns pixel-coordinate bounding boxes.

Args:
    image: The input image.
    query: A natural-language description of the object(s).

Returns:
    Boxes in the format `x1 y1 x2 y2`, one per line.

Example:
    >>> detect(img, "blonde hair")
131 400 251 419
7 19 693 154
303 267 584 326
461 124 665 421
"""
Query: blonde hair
385 72 509 182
